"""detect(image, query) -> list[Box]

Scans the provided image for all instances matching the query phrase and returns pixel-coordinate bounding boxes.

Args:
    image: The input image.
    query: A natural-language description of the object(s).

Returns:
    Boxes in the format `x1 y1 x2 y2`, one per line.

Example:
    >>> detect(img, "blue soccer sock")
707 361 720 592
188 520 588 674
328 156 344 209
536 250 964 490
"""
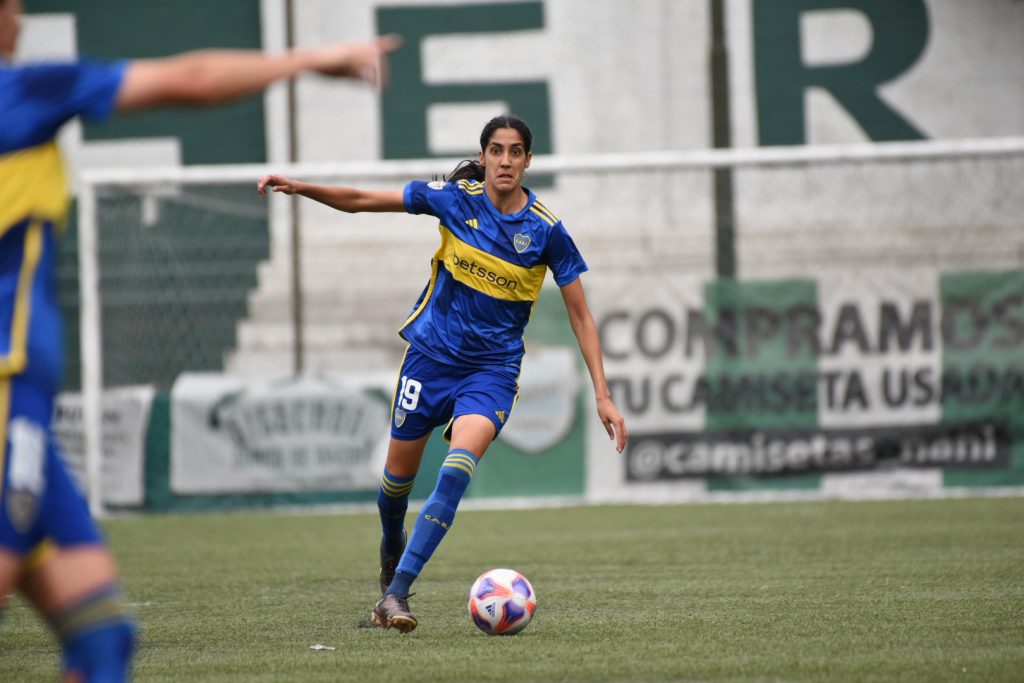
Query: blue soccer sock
51 583 136 683
377 469 415 554
386 449 478 595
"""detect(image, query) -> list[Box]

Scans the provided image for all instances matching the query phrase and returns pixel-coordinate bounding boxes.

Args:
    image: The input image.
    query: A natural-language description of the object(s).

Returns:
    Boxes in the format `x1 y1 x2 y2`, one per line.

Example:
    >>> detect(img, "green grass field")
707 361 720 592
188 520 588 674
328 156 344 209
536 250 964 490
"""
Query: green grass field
2 497 1023 682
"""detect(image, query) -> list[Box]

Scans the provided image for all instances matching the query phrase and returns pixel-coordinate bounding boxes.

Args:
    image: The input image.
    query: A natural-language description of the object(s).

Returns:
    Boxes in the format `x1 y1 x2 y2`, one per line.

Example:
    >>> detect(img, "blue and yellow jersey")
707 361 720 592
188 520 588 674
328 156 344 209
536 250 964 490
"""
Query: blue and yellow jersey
0 60 125 393
401 178 588 370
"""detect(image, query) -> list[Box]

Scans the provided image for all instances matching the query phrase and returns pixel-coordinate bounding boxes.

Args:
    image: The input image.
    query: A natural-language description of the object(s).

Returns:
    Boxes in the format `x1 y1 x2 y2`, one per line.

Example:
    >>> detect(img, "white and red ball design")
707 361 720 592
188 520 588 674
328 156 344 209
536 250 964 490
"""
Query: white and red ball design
468 568 537 635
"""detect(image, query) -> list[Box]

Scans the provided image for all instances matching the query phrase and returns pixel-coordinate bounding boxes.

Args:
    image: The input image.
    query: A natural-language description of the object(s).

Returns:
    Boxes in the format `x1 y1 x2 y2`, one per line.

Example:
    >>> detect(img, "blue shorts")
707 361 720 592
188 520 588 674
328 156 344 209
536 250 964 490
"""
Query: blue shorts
0 374 103 555
390 345 519 441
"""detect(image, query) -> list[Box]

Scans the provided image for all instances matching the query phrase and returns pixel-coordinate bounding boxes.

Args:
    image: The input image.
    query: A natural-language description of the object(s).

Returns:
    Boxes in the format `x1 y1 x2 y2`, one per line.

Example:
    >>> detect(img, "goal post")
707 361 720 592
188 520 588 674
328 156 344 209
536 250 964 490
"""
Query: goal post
75 136 1024 515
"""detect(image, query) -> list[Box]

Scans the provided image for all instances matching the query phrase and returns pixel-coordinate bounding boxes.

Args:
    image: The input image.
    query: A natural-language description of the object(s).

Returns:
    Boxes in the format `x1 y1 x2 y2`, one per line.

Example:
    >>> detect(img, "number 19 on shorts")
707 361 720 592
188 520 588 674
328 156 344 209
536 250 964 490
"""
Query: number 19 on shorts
399 376 422 411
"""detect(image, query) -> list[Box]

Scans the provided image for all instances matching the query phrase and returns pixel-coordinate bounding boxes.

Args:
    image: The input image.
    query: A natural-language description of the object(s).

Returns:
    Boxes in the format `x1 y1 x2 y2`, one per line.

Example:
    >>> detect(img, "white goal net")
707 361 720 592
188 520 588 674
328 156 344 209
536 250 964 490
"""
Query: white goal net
74 136 1024 512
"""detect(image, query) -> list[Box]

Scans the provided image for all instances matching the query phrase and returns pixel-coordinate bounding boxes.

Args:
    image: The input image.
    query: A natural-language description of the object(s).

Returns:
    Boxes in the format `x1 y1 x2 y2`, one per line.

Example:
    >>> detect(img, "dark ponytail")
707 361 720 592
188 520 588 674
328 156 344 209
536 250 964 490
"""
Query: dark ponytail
443 114 533 182
444 159 485 182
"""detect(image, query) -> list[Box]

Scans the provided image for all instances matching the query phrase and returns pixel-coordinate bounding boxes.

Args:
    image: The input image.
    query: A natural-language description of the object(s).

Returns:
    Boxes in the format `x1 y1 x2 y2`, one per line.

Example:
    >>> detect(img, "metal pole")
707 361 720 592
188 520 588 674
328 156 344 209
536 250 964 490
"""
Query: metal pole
77 183 105 518
710 0 736 279
285 0 304 375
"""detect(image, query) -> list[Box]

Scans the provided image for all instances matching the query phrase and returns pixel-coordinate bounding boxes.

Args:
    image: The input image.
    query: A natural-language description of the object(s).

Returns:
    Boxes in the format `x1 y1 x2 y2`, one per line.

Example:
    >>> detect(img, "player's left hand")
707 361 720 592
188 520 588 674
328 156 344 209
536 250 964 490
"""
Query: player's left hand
597 396 628 454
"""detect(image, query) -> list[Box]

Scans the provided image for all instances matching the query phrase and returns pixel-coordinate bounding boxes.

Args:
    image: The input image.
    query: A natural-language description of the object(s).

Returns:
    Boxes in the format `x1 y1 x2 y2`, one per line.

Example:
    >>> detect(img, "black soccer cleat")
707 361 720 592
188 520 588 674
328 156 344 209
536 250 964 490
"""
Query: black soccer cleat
371 593 417 633
379 529 407 595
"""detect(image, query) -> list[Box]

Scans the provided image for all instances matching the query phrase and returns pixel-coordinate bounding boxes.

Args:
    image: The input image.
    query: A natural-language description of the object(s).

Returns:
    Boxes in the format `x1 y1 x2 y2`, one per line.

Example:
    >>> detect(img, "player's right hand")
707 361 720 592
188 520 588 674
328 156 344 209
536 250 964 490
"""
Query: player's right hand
308 35 402 87
257 174 297 196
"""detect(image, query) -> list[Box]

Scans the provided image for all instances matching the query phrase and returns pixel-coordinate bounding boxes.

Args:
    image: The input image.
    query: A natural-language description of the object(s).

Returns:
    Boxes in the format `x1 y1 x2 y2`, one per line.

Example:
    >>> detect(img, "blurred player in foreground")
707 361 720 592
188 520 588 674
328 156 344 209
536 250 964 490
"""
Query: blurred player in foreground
0 0 398 677
258 114 629 633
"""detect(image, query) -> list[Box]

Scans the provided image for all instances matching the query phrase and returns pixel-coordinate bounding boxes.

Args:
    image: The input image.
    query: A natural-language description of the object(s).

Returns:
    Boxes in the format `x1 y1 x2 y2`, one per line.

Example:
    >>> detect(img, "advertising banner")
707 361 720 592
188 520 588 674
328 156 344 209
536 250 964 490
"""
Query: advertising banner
586 269 1024 502
54 385 155 507
171 375 390 494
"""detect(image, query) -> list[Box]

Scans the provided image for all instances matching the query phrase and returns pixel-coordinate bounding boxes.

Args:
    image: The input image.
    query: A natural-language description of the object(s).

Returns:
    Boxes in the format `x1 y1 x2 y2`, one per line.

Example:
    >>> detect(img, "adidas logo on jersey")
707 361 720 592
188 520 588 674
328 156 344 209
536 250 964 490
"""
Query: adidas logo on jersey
465 218 479 229
495 410 506 423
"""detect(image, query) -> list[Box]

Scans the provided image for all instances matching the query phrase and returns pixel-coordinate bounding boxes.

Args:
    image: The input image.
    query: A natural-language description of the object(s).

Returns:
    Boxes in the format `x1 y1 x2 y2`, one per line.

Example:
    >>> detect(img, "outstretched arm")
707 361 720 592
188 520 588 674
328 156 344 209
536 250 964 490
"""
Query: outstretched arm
559 277 629 453
116 35 401 111
257 175 406 213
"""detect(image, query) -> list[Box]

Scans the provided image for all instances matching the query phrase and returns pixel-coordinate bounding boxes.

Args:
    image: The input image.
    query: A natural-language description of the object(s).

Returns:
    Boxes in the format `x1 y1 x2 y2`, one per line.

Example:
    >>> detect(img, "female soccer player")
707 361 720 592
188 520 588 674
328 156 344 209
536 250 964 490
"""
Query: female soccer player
257 114 629 633
0 0 398 677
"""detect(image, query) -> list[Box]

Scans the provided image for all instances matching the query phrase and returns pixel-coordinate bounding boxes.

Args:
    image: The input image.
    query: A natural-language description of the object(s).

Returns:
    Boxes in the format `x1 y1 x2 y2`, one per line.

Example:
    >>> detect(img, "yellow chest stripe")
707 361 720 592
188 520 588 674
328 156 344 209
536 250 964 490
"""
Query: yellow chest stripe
0 142 69 237
437 226 546 302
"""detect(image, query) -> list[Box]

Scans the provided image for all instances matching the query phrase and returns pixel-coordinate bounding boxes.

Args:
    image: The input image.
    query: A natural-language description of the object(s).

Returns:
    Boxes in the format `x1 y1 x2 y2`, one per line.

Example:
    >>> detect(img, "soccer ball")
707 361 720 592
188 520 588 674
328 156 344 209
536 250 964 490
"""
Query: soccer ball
468 568 537 635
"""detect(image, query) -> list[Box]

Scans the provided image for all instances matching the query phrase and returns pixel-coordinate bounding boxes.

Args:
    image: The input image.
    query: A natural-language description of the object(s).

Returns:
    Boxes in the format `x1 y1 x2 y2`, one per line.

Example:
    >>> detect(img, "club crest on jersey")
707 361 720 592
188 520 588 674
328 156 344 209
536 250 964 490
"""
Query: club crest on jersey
513 233 531 253
394 408 406 428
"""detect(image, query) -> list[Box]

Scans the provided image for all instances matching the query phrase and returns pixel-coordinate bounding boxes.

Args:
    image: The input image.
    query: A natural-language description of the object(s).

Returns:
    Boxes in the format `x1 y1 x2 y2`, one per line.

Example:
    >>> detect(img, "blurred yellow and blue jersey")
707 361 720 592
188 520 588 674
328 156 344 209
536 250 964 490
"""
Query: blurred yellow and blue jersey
401 178 588 370
0 59 125 394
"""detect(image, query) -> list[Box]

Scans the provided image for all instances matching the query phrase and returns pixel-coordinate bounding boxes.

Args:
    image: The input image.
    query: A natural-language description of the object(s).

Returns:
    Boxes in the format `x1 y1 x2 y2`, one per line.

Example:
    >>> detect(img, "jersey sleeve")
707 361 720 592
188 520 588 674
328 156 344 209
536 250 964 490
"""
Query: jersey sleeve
55 59 127 122
404 180 458 218
1 59 127 153
546 222 589 286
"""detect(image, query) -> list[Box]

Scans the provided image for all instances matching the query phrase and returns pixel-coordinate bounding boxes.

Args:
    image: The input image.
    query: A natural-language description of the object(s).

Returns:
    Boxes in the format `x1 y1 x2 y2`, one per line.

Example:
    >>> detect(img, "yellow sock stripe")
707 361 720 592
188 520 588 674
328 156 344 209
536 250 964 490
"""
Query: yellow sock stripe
442 460 475 477
52 593 129 640
381 477 414 491
445 450 478 466
442 451 478 477
381 483 414 497
381 476 415 497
